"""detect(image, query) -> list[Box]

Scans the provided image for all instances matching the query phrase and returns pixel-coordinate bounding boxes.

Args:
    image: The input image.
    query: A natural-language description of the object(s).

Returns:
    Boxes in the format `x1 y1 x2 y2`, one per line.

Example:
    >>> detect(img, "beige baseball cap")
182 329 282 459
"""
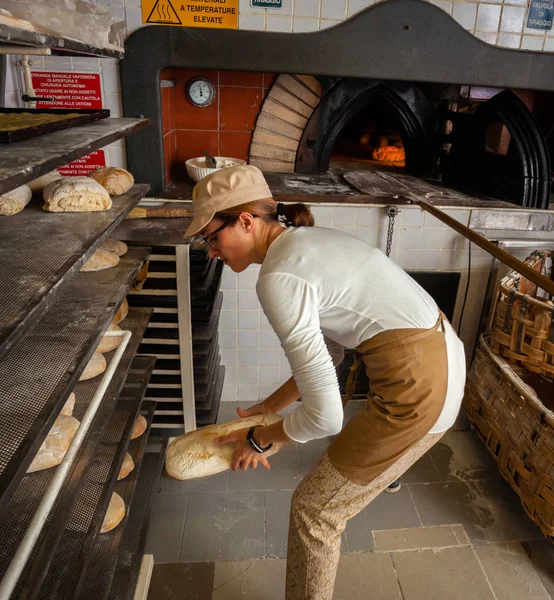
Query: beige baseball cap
184 165 272 239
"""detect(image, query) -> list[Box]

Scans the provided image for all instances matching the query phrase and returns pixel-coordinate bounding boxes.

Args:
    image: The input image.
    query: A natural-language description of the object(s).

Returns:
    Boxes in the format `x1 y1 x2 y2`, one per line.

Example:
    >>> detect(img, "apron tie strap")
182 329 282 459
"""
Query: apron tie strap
342 352 362 408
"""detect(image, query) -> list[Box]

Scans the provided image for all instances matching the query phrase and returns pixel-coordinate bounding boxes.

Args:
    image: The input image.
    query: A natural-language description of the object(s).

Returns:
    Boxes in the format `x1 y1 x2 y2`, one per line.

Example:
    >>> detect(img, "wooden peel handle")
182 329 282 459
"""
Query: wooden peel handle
126 207 193 219
416 198 554 296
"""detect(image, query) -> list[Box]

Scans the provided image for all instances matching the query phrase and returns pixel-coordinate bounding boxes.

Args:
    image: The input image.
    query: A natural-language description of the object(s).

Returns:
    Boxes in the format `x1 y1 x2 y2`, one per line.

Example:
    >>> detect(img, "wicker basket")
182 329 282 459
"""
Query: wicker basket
464 334 554 541
490 249 554 380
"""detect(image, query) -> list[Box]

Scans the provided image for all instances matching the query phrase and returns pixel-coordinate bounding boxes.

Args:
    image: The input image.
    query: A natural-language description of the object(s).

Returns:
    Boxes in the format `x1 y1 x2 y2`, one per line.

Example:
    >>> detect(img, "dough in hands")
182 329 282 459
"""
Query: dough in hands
81 249 120 272
28 170 61 194
100 492 125 533
79 352 107 381
61 392 76 417
131 415 147 440
0 184 32 216
101 238 127 256
113 298 129 324
118 452 135 480
43 176 112 212
96 323 122 354
27 414 80 473
166 414 284 480
89 167 134 196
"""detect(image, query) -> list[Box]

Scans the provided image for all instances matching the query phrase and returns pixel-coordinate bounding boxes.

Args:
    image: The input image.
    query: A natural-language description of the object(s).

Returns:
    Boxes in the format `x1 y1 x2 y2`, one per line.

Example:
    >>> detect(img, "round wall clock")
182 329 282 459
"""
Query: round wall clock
185 77 216 108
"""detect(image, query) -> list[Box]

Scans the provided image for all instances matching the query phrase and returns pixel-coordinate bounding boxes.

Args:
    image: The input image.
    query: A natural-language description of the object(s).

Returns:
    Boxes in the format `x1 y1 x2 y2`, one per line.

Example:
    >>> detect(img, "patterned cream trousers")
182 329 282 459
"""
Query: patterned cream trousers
285 431 445 600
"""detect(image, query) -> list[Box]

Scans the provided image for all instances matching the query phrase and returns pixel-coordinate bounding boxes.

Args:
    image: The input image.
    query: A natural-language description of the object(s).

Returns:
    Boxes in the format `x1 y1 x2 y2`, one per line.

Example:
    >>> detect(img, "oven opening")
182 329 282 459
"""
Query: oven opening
330 100 406 170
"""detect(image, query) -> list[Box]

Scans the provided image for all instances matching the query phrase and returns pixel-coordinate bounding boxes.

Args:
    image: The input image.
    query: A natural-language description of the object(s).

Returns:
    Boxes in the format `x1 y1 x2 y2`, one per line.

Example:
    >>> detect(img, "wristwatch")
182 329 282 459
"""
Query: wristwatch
247 426 273 453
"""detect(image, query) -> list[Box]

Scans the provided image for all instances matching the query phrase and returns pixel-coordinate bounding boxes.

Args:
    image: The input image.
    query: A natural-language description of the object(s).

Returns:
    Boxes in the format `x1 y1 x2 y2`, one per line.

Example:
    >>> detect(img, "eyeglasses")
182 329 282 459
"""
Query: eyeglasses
197 221 229 249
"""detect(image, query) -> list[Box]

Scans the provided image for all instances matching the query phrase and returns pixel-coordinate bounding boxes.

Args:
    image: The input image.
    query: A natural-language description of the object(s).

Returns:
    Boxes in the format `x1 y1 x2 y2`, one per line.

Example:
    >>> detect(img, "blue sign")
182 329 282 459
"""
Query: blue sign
251 0 282 7
526 0 553 30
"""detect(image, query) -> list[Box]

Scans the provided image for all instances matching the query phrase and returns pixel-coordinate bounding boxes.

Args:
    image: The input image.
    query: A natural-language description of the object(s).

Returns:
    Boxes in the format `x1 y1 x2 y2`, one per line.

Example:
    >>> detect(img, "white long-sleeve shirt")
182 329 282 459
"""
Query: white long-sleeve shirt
256 226 466 443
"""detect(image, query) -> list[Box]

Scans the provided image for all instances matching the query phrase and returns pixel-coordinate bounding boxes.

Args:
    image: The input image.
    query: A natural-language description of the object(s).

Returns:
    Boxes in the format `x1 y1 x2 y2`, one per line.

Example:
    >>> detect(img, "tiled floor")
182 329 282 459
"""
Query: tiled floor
145 402 554 599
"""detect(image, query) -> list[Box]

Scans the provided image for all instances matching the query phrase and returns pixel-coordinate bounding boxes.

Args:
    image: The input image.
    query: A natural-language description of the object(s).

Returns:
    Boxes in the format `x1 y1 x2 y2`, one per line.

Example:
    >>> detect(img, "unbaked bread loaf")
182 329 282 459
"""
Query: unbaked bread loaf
96 323 122 354
113 298 129 324
0 184 32 216
27 414 80 473
43 176 112 212
81 249 120 272
131 415 147 440
100 492 125 533
89 167 134 196
28 170 61 194
61 392 76 417
79 352 107 381
101 238 127 256
118 452 135 480
166 414 284 480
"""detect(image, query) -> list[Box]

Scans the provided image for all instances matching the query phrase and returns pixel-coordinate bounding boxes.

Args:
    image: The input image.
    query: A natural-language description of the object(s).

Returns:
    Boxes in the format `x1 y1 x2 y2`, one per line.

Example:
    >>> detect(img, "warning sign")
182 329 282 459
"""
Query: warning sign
30 72 103 110
58 150 107 177
142 0 238 29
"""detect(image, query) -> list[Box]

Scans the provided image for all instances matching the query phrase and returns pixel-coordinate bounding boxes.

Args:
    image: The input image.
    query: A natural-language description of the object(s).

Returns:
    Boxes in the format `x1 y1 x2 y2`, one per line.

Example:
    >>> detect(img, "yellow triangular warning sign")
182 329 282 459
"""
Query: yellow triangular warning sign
146 0 181 24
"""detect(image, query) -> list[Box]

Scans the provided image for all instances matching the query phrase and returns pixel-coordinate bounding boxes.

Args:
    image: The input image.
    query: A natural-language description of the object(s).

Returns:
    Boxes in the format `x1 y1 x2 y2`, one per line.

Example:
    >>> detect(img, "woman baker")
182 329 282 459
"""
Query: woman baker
184 165 467 600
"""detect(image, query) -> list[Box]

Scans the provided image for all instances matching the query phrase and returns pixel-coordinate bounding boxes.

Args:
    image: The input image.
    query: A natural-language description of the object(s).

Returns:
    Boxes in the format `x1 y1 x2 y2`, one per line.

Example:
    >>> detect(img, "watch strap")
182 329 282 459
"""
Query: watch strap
247 426 273 453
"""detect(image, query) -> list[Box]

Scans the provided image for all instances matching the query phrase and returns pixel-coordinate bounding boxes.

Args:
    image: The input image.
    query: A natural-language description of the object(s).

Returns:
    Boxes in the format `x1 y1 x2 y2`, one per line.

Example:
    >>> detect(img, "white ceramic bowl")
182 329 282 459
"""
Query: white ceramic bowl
185 156 247 183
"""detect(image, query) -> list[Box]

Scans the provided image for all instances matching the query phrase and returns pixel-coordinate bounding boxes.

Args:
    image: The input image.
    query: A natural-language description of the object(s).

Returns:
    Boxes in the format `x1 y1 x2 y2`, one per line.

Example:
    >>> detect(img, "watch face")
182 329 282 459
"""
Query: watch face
186 77 216 107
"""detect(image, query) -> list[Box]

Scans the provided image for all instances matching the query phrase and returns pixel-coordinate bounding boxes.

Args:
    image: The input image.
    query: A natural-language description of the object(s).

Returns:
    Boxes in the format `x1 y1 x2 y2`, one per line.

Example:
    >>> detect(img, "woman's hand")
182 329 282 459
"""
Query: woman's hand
237 400 271 419
215 428 272 472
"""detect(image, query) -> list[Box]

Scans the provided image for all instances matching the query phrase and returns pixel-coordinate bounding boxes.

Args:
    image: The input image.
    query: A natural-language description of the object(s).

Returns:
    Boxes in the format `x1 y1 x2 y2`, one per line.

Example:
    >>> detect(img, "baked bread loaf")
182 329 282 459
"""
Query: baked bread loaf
89 167 134 196
43 176 112 212
79 352 107 381
100 492 125 533
0 184 32 216
96 323 122 354
27 414 80 473
118 452 135 480
166 414 284 480
131 415 147 440
113 298 129 324
61 392 76 417
28 170 61 194
101 238 127 256
81 249 120 272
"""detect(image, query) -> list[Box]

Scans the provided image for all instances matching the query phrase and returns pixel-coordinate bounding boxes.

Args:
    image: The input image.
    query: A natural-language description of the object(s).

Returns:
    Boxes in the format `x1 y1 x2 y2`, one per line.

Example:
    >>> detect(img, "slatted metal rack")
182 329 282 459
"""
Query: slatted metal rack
0 84 164 598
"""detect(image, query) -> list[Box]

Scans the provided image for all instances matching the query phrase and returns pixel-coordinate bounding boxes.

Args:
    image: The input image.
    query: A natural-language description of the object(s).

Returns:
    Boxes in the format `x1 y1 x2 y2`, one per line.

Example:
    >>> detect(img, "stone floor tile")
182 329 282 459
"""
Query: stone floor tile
408 479 542 543
475 475 545 542
147 562 214 600
180 491 265 562
212 559 256 590
228 443 301 491
401 453 441 484
473 542 550 600
212 558 286 599
335 553 403 599
346 487 421 552
158 469 229 494
373 524 469 552
428 430 498 482
144 493 188 563
265 490 294 558
264 489 348 558
521 539 554 598
392 547 496 600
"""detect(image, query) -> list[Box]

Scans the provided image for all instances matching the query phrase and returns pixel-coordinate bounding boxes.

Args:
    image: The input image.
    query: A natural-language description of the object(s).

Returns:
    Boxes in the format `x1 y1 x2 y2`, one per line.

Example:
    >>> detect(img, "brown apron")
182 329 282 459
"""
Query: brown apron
327 312 449 485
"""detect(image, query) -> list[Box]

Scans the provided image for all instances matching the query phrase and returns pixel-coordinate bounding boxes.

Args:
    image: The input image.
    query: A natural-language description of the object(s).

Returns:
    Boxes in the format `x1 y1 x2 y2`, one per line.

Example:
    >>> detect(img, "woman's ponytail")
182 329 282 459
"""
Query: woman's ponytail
277 202 314 228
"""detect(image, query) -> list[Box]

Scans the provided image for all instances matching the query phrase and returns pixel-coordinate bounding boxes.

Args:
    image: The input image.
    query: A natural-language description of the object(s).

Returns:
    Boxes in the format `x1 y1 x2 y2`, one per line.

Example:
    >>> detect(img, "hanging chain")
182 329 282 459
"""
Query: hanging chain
385 206 399 258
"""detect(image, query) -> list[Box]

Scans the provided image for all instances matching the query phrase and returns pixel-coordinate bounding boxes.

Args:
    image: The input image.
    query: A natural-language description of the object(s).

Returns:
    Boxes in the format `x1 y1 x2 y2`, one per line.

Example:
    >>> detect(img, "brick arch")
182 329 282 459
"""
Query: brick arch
249 75 322 173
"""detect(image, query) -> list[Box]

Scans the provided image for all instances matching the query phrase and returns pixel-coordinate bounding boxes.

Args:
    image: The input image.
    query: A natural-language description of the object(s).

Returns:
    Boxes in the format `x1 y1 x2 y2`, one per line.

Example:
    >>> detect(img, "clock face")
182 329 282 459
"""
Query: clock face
186 77 216 108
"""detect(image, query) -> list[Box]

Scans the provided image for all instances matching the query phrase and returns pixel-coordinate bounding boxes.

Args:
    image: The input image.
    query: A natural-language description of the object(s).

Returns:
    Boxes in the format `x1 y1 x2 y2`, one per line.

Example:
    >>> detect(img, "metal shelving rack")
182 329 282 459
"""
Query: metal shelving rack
0 33 163 597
